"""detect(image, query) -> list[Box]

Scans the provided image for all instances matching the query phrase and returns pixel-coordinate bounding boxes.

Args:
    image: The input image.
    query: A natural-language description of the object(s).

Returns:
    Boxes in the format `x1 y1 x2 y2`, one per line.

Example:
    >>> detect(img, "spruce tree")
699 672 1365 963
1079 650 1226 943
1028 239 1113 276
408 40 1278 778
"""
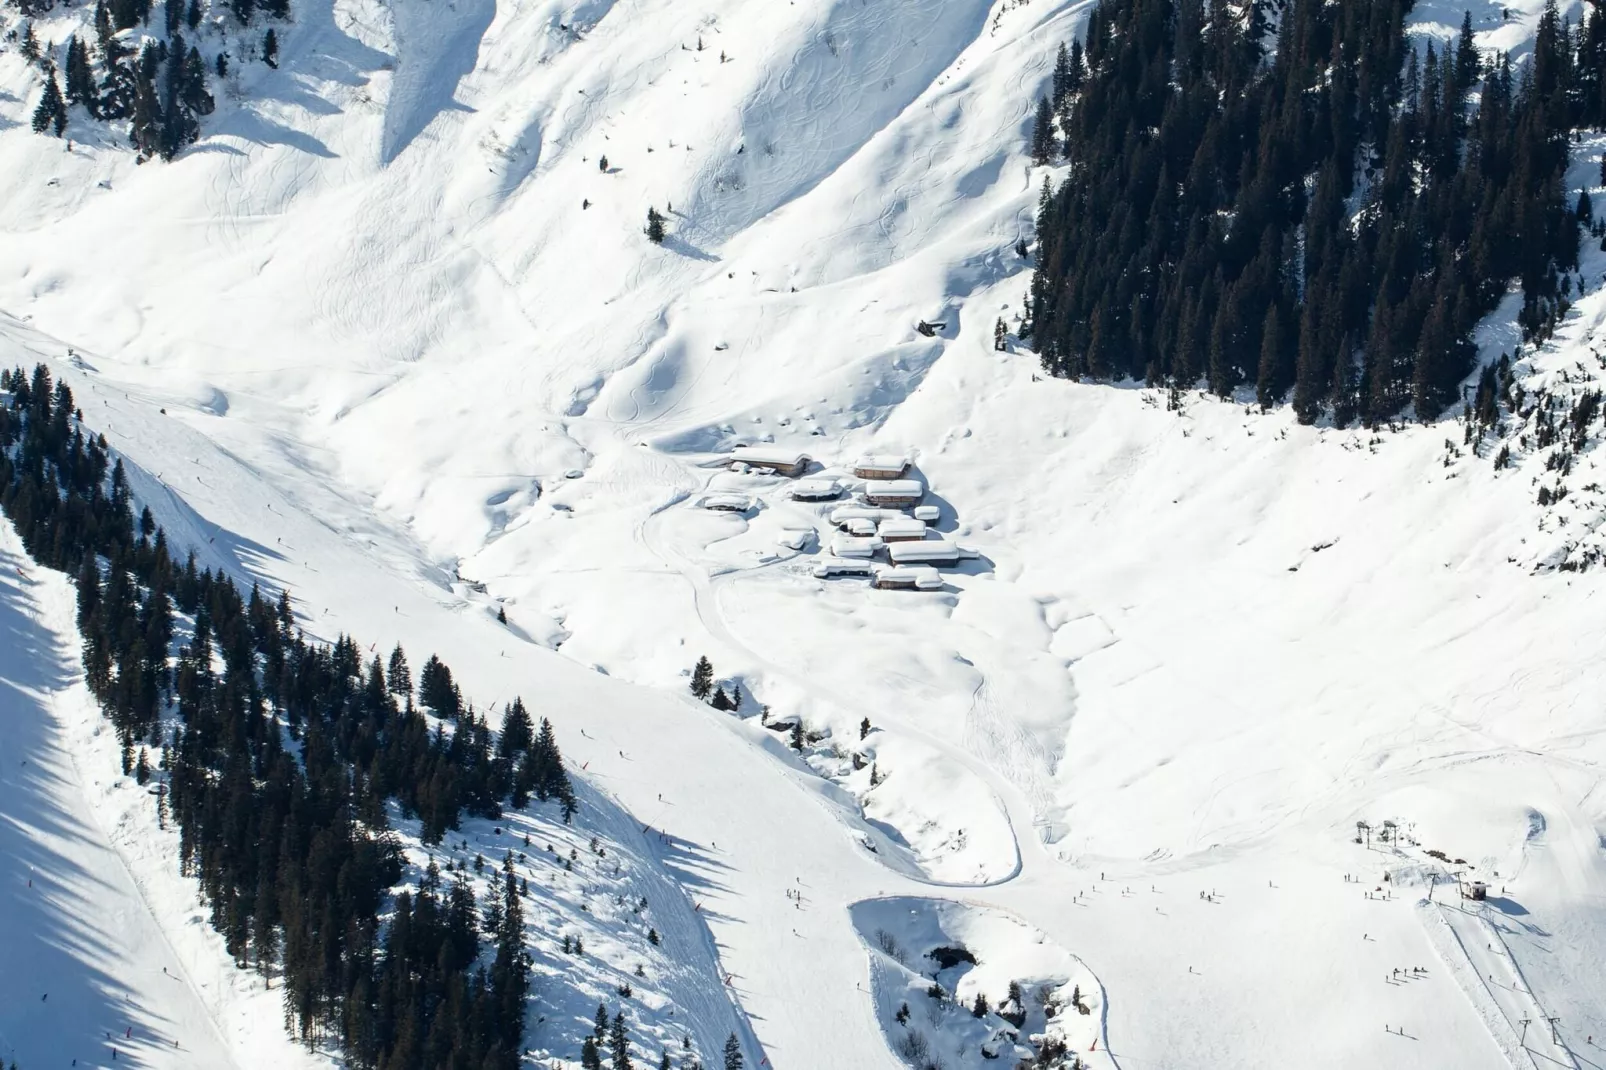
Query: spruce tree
1029 95 1055 165
723 1034 743 1070
31 70 67 137
690 656 713 699
645 207 666 244
610 1011 633 1069
387 644 412 697
263 27 278 67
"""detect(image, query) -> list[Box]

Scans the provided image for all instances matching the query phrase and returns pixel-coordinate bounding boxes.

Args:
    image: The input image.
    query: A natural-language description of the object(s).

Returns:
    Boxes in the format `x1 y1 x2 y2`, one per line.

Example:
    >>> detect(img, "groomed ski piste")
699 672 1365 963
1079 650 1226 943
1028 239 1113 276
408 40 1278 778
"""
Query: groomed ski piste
2 0 1606 1063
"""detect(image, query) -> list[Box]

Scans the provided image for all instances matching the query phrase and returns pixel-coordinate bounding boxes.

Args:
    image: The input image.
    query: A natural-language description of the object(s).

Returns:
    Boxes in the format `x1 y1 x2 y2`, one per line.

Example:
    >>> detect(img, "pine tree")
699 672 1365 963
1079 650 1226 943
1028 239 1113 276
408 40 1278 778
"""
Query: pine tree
21 20 40 62
859 717 871 740
709 686 732 711
1030 95 1055 165
610 1011 633 1069
65 37 97 112
723 1034 743 1070
646 207 666 244
31 70 67 137
582 1037 604 1070
387 644 412 697
263 27 279 67
690 656 713 699
789 721 803 752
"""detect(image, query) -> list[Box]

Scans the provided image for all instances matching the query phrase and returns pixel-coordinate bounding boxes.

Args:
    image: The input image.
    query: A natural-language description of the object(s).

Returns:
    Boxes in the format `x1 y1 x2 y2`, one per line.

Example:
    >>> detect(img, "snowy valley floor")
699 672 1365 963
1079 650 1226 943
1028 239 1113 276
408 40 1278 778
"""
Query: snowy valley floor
0 0 1604 1062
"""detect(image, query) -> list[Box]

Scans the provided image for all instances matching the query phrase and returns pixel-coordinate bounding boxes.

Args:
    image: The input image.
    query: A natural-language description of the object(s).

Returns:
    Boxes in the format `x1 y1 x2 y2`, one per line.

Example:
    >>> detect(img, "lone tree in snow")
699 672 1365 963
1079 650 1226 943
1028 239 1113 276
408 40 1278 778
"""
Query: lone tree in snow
994 318 1008 351
710 685 733 711
789 720 804 752
723 1033 743 1070
859 716 871 740
690 656 713 699
645 206 667 244
263 27 278 68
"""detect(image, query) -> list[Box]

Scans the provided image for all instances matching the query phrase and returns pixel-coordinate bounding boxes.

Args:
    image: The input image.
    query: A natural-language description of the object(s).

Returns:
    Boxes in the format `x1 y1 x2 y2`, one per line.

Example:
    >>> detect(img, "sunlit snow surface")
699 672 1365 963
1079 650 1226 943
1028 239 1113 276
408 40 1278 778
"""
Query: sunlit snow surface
2 0 1605 1064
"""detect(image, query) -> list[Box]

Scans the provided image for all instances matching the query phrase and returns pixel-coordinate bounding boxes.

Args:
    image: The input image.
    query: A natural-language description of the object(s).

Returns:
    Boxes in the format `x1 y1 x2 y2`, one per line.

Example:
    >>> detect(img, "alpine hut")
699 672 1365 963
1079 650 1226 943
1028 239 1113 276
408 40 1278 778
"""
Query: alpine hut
877 517 929 542
853 454 910 480
729 446 811 477
789 478 841 501
862 479 923 506
830 534 883 559
874 566 943 590
887 540 962 567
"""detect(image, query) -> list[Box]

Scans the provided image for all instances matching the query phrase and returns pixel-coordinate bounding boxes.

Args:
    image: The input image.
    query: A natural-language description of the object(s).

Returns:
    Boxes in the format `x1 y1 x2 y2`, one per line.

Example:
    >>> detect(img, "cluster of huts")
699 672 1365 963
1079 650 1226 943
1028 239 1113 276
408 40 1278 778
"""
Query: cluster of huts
722 446 971 590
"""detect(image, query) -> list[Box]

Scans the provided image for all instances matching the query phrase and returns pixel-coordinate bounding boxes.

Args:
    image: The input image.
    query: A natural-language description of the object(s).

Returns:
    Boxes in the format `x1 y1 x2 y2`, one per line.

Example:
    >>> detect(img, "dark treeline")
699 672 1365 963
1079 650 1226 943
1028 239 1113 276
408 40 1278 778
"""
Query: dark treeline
0 363 577 1070
18 0 290 159
1026 0 1601 423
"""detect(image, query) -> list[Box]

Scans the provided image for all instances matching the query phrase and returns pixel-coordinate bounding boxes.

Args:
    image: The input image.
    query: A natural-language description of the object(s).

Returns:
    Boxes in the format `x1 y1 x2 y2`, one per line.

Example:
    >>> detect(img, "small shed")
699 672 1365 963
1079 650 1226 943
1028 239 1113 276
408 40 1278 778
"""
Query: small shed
877 517 929 542
854 454 910 480
862 479 924 506
812 557 875 579
730 446 810 477
830 534 883 559
912 505 940 524
777 529 812 551
702 493 753 512
789 478 841 501
843 517 878 537
874 566 943 590
830 505 900 529
1465 881 1488 902
888 540 961 567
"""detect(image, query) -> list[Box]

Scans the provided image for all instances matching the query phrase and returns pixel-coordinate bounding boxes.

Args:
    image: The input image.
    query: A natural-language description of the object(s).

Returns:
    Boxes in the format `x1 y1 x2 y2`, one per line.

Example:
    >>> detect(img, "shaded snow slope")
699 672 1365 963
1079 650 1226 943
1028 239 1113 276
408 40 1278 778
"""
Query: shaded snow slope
0 521 329 1070
1 0 1605 1064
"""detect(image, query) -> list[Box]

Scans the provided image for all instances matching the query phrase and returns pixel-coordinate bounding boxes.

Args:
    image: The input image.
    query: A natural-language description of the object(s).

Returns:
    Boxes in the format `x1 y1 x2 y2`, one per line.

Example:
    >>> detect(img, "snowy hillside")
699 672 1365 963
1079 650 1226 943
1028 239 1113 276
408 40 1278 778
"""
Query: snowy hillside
2 0 1606 1064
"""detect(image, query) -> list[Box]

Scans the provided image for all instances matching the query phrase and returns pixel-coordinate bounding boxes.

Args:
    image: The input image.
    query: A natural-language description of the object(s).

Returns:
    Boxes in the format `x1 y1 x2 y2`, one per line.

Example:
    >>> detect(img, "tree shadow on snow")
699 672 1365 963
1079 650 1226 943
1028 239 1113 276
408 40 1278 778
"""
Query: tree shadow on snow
660 234 718 263
0 563 184 1069
213 108 337 158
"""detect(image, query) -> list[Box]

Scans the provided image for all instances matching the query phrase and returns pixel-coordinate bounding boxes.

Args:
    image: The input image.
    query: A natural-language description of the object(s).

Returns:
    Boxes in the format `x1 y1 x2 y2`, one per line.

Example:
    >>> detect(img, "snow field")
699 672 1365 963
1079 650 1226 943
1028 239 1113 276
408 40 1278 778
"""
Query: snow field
852 896 1114 1069
2 0 1606 1062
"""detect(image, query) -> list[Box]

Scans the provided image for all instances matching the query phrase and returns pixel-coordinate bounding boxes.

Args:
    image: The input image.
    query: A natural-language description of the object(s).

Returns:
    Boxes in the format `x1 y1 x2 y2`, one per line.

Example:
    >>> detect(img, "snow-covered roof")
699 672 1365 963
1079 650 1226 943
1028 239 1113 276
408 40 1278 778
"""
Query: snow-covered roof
854 454 910 476
811 557 875 578
830 534 883 558
887 539 960 564
861 479 924 500
789 478 841 500
877 517 928 538
702 493 753 511
730 445 810 467
777 529 812 550
830 506 902 525
874 566 943 589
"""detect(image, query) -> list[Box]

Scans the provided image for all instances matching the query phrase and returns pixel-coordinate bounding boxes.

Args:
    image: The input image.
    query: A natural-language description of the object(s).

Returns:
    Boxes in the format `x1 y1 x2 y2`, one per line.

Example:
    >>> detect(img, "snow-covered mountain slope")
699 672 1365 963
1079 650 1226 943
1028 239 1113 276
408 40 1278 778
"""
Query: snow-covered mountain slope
2 0 1606 1064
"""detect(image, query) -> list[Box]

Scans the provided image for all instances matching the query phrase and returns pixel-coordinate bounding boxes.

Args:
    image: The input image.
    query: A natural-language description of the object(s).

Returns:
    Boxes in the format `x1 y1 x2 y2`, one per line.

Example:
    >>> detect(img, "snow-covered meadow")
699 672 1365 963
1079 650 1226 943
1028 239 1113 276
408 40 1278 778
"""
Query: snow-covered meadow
1 0 1605 1063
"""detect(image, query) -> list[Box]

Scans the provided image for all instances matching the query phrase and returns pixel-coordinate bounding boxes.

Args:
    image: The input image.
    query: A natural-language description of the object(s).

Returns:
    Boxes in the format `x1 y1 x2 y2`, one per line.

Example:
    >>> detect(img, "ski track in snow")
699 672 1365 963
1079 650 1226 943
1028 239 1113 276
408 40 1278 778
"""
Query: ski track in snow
2 0 1606 1065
